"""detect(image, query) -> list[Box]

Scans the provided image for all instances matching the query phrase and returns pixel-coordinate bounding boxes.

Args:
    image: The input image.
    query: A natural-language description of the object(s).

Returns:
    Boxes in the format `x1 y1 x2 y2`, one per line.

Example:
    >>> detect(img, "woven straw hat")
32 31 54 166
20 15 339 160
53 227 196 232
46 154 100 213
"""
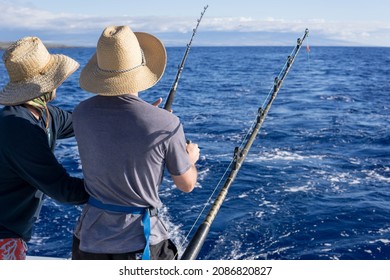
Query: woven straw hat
0 37 79 106
79 25 166 95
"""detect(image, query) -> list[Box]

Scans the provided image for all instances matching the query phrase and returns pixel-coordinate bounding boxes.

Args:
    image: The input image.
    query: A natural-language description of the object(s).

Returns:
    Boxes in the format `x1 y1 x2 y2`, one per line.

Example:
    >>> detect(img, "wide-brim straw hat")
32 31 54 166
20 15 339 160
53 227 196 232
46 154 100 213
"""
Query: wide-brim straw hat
0 37 79 106
80 25 166 95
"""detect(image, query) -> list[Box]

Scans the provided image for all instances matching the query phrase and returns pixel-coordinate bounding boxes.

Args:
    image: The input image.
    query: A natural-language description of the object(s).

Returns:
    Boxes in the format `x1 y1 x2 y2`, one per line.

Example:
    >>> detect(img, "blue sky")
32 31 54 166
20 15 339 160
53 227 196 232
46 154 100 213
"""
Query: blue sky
1 0 390 46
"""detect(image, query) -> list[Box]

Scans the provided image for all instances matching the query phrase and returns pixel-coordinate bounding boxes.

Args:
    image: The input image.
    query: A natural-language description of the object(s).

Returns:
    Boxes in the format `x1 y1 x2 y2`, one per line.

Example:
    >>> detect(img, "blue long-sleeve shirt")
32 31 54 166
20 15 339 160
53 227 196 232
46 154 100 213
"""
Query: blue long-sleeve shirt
0 104 88 241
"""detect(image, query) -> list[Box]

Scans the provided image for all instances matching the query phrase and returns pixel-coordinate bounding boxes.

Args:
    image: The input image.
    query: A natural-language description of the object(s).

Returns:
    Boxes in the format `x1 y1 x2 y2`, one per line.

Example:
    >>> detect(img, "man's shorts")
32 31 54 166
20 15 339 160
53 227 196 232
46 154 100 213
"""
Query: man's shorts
71 235 178 260
0 238 28 260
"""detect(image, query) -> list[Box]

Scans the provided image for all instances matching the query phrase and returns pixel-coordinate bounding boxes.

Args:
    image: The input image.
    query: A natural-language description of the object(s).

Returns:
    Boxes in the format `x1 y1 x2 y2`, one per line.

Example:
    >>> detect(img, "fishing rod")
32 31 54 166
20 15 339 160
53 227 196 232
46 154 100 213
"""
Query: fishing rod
180 28 310 260
163 5 208 111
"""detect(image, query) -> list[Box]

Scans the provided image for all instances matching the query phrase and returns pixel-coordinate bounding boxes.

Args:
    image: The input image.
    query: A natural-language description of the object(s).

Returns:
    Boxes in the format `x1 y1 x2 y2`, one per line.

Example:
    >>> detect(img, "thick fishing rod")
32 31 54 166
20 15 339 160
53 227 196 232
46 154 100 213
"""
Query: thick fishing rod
181 29 309 260
164 5 208 111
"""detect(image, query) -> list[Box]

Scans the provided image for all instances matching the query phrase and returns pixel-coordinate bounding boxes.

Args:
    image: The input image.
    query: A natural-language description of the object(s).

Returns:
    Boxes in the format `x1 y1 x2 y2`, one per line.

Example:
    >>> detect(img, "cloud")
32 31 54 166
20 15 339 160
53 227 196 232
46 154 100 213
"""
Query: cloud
1 2 390 46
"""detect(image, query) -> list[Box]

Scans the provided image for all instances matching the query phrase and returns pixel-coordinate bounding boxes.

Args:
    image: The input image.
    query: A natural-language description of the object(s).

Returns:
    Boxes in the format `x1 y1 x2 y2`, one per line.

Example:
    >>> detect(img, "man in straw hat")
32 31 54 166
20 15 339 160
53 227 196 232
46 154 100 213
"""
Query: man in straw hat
71 25 200 260
0 37 89 260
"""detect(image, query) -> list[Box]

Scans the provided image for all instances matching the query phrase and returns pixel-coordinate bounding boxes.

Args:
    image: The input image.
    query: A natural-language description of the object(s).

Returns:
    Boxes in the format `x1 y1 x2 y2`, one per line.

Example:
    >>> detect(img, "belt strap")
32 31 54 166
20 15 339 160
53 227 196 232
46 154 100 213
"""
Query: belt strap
88 196 155 260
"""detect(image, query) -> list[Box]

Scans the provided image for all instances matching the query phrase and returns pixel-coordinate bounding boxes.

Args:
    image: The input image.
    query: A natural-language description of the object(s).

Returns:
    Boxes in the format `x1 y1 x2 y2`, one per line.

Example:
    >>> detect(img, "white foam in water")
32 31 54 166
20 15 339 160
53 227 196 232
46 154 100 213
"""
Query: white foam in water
284 185 314 193
227 240 248 260
197 166 210 183
254 211 265 218
28 235 50 246
363 169 390 183
378 227 390 234
246 148 324 162
157 206 188 256
325 171 362 190
369 239 390 245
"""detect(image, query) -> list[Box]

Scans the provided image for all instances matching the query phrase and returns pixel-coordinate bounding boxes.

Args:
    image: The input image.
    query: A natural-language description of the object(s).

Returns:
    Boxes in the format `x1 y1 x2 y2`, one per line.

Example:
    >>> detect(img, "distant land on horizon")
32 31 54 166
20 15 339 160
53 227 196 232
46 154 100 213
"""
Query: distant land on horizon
0 41 75 50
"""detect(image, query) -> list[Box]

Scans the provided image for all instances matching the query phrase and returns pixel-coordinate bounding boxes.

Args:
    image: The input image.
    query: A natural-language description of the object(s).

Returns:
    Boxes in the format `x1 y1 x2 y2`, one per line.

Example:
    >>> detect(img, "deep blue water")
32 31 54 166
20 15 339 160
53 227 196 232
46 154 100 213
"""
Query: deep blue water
1 45 389 260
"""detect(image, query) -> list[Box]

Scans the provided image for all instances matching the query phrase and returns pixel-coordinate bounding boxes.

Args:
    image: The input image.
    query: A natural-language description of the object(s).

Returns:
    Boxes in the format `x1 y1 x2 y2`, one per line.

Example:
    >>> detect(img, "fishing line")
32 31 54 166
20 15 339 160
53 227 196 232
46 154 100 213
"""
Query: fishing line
175 66 283 258
177 158 235 255
179 29 309 260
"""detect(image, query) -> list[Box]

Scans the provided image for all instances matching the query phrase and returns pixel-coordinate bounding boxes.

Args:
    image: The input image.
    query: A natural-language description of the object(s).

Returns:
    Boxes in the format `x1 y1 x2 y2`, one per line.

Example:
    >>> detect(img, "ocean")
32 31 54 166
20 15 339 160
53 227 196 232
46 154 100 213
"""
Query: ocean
1 44 389 260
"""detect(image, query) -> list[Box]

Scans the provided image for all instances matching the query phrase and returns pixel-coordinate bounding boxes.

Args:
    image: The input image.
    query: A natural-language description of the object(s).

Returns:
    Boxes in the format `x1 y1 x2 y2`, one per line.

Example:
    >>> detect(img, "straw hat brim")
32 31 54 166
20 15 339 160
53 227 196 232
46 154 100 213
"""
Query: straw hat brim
79 32 167 95
0 54 79 106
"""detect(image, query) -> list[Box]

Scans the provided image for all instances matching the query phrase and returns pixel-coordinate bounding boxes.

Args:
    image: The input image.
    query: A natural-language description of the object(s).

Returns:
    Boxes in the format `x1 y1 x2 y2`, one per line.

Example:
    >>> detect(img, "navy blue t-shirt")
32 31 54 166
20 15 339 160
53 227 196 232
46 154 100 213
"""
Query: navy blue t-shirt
0 104 88 241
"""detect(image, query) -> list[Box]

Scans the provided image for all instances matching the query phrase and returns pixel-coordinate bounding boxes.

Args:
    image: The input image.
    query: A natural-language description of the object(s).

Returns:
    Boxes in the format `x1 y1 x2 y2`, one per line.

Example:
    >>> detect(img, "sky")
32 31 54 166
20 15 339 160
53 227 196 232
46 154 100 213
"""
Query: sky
1 0 390 47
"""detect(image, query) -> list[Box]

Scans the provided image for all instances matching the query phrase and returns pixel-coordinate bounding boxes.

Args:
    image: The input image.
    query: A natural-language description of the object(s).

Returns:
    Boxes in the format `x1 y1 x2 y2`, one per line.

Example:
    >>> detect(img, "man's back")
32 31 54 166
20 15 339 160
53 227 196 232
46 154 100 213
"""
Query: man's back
73 94 191 208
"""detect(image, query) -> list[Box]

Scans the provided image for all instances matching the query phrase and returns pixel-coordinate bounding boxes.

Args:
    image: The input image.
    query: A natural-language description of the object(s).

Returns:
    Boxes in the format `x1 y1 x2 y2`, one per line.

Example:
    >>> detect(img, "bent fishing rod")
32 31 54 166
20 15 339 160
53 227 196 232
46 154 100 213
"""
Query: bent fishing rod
180 28 310 260
164 5 208 111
